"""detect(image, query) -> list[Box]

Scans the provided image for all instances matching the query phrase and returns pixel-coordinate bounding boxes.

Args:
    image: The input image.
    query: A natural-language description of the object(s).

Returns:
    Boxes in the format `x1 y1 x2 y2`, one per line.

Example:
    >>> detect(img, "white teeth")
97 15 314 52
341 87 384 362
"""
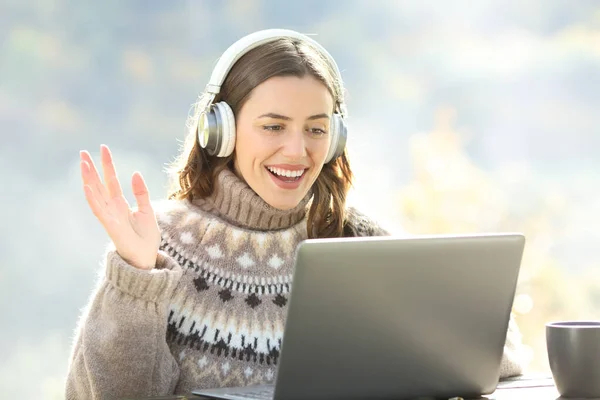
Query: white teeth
267 167 305 178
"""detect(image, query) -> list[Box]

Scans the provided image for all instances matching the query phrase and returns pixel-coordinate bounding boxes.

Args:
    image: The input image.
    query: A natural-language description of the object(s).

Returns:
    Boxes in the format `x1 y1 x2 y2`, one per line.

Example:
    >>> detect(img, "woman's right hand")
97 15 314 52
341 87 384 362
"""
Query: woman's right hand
80 145 161 270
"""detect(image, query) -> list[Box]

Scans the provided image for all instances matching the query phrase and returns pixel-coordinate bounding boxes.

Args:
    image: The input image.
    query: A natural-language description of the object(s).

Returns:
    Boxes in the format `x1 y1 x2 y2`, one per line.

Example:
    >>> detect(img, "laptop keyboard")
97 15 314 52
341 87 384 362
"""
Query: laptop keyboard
226 387 274 400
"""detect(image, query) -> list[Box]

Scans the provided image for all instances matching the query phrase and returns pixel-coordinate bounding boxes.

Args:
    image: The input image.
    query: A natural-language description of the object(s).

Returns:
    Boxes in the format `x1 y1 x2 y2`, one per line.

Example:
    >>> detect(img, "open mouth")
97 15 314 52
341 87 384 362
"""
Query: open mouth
265 166 307 183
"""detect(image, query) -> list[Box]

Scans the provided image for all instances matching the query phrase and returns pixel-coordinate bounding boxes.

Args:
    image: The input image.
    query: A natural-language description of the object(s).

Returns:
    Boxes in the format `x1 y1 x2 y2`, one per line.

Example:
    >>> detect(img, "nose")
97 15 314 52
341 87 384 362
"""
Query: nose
281 129 307 160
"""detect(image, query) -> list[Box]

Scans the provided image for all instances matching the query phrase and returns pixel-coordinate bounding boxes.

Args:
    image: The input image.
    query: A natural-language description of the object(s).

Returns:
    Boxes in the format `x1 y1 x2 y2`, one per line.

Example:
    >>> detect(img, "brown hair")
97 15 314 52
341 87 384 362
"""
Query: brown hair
166 38 354 238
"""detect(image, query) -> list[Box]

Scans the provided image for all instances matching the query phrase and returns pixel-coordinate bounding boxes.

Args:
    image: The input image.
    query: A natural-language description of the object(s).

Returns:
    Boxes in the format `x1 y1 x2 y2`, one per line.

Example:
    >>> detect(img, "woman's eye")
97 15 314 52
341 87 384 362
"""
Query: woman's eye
263 125 283 131
310 128 327 136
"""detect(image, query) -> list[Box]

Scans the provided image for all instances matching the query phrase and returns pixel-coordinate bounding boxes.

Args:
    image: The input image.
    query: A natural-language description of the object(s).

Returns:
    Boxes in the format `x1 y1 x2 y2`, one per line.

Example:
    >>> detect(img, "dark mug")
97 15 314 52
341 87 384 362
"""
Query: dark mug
546 321 600 398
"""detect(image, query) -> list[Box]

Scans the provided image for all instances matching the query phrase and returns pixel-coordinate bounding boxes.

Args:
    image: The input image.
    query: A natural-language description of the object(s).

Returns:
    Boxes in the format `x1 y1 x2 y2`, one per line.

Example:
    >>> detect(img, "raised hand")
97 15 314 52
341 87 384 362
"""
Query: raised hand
79 145 160 270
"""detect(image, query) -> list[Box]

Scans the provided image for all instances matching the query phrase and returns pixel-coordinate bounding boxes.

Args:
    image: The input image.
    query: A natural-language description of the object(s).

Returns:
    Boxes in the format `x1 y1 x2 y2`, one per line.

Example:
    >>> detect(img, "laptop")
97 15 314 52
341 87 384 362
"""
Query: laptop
193 233 525 400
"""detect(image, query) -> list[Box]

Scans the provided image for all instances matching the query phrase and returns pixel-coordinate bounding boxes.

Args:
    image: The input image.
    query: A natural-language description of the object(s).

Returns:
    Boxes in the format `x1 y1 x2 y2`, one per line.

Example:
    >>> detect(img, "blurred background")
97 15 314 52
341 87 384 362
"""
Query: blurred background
2 0 600 397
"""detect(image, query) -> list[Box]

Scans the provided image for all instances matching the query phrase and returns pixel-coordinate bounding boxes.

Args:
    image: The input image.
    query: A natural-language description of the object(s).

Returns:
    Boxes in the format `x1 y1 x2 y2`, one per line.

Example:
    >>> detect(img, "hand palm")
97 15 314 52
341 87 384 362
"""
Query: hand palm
80 145 160 270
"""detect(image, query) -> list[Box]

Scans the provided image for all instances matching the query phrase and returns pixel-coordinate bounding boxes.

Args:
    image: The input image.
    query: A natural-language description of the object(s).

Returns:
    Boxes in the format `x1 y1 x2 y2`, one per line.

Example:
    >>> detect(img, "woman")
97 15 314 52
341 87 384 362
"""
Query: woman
65 29 525 399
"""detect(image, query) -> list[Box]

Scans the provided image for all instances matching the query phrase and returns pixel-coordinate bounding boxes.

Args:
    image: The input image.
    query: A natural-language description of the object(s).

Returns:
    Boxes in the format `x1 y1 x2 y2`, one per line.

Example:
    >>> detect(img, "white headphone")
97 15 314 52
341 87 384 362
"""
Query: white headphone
197 29 348 164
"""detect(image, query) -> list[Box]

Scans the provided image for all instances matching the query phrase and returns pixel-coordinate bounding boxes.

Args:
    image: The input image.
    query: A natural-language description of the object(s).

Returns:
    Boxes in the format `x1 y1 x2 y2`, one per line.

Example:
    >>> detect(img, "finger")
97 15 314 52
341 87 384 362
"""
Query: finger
80 150 110 204
83 183 108 223
131 171 154 215
80 159 106 207
100 144 125 200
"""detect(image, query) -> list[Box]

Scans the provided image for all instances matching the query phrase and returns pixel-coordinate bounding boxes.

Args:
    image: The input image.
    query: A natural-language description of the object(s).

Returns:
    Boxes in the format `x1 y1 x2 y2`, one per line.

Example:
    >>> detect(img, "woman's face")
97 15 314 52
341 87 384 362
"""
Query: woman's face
233 75 334 210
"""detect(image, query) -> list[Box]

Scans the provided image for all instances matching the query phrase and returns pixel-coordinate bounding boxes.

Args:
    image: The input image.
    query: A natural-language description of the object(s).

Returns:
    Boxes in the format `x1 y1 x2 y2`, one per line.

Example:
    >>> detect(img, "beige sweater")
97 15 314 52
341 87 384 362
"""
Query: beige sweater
65 169 525 399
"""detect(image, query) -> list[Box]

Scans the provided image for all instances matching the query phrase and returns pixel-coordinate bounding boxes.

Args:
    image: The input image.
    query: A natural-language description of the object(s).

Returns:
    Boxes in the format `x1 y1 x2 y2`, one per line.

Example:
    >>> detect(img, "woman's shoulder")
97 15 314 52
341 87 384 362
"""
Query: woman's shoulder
343 207 391 238
151 198 207 236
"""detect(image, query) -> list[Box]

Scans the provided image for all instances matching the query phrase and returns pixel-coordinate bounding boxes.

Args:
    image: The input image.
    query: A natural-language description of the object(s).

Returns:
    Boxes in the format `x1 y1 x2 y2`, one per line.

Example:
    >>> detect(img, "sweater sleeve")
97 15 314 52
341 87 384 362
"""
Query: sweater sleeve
65 247 184 400
498 312 526 378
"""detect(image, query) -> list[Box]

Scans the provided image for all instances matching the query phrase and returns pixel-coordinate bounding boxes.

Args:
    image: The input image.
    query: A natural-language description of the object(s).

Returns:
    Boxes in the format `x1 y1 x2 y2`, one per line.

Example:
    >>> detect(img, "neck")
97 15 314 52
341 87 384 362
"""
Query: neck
190 168 311 231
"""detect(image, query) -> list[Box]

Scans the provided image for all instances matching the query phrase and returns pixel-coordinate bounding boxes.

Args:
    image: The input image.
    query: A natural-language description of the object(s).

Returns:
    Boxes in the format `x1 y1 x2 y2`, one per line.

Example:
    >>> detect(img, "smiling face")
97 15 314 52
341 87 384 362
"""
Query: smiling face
233 74 334 210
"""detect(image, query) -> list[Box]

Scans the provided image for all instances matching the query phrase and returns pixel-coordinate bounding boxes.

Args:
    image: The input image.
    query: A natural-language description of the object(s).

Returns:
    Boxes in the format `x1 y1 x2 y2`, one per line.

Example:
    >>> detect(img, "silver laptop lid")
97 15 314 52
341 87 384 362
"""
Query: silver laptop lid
273 233 525 400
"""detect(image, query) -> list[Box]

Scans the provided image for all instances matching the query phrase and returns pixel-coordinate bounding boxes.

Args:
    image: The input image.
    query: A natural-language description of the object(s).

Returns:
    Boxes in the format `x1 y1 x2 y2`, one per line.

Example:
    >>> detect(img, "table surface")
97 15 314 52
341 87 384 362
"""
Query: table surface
125 375 600 400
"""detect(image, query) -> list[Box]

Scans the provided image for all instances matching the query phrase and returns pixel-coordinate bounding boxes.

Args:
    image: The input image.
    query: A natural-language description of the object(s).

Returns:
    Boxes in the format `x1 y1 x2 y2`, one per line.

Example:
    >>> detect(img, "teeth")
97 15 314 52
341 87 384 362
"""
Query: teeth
267 167 305 178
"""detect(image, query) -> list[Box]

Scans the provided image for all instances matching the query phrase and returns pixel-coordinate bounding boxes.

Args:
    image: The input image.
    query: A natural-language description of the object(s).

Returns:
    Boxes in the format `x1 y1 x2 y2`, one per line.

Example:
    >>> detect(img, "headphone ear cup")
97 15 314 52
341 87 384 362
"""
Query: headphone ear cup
325 114 347 163
198 105 220 156
213 102 236 157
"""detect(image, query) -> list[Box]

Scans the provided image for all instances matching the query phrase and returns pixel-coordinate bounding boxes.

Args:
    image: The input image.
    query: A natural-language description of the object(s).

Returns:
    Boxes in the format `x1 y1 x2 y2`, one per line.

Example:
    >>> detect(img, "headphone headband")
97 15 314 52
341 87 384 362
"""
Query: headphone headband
205 28 347 117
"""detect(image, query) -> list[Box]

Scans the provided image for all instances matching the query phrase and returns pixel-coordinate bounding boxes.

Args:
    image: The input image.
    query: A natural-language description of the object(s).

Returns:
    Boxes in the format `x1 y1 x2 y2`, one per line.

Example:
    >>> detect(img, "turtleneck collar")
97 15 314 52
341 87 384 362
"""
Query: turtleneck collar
190 168 311 231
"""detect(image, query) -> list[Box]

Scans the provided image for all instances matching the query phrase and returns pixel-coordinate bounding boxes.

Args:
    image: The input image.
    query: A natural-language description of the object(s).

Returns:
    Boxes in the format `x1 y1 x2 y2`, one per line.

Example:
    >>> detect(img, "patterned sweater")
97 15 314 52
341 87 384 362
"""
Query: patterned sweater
65 169 524 399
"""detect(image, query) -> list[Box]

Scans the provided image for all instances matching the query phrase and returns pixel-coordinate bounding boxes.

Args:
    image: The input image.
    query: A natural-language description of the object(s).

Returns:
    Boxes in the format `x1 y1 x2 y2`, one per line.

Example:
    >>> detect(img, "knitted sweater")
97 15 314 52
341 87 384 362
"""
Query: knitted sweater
65 169 524 399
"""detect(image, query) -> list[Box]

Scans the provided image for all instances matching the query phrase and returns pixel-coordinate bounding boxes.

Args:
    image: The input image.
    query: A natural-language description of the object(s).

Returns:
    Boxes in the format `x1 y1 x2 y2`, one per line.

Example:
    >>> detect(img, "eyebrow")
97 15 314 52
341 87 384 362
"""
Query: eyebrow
257 112 330 121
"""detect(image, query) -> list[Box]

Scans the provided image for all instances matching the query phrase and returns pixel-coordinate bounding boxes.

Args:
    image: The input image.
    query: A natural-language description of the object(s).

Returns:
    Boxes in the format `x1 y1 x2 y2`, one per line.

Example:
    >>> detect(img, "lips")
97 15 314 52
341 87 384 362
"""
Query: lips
265 166 307 189
266 167 304 182
266 166 306 180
